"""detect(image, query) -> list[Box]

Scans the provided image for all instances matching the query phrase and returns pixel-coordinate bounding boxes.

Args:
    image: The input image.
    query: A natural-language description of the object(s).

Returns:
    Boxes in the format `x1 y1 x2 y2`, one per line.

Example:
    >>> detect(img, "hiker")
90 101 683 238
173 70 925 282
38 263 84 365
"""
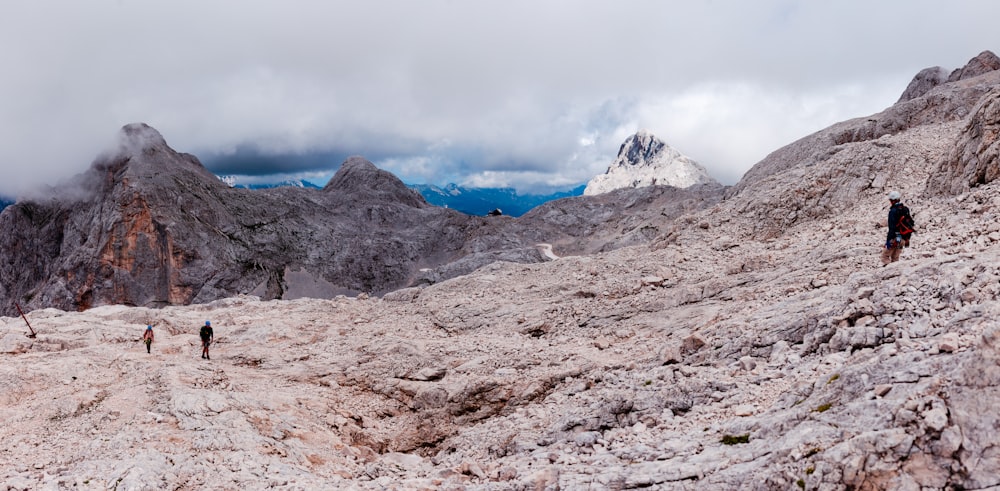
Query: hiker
200 320 214 360
142 325 154 353
881 190 915 266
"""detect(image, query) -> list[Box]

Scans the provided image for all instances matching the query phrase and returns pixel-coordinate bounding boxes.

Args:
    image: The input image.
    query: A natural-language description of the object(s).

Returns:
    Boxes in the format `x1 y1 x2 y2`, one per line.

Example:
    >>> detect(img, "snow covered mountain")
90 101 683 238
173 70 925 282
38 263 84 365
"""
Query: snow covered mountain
584 130 716 196
218 176 321 190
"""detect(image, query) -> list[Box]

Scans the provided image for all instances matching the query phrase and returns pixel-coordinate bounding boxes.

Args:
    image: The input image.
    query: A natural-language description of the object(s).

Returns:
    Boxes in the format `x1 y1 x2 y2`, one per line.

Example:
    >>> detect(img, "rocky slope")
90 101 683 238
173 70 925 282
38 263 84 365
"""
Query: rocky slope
584 130 717 196
1 51 999 490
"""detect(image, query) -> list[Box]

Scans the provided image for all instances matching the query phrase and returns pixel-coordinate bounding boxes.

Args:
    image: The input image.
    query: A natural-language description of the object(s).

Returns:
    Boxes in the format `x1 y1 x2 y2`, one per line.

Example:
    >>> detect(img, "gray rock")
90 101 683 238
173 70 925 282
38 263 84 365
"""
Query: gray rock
898 66 949 103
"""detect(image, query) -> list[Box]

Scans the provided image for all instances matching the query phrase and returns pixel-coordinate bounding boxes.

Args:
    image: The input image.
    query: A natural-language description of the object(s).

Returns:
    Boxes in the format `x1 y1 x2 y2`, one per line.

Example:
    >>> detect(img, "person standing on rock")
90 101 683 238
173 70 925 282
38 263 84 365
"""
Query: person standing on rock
142 325 154 354
200 320 214 360
881 190 915 266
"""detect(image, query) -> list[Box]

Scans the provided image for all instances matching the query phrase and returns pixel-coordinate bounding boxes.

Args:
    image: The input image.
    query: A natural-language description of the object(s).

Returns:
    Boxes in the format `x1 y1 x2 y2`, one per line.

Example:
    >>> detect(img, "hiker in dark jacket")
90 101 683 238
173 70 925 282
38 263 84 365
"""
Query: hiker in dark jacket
881 191 914 265
142 325 154 354
200 320 214 360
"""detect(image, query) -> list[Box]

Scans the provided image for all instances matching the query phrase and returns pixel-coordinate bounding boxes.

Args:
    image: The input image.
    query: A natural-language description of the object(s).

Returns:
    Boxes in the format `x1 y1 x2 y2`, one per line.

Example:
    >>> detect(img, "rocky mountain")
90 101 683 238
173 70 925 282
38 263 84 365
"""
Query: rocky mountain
583 130 717 196
2 51 1000 490
410 183 586 217
0 125 721 316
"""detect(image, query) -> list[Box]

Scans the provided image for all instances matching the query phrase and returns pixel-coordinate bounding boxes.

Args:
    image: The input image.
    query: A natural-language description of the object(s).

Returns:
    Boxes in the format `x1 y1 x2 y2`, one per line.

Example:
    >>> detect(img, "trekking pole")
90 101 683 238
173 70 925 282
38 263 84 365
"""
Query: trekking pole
14 303 37 338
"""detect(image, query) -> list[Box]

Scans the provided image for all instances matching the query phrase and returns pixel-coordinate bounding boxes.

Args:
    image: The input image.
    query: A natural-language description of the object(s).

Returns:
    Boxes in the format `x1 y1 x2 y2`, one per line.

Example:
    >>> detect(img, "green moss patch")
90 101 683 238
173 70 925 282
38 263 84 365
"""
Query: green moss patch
721 433 750 445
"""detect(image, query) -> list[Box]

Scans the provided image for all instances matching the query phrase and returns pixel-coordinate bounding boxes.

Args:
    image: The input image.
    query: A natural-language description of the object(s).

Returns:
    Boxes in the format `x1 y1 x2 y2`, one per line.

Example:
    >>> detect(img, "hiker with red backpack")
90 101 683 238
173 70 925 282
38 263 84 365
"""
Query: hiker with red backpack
881 190 915 265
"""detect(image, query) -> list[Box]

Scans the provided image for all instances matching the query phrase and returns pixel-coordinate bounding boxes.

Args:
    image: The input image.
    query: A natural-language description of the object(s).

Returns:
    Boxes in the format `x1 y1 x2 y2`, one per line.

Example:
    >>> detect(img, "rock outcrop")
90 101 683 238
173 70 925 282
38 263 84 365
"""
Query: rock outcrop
946 49 1000 82
898 50 1000 103
926 87 1000 195
896 66 948 103
584 130 717 196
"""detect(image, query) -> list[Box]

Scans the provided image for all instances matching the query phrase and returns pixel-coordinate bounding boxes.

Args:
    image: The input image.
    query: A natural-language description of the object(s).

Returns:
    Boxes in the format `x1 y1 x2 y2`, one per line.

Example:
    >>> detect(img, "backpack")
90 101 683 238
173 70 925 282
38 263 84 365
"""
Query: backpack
897 206 915 238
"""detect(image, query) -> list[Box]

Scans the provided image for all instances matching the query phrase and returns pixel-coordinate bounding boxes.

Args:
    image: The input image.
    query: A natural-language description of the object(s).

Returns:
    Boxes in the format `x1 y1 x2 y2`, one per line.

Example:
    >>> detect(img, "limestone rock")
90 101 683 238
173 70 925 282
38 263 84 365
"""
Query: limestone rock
926 87 1000 195
946 49 1000 82
897 66 949 103
584 130 717 196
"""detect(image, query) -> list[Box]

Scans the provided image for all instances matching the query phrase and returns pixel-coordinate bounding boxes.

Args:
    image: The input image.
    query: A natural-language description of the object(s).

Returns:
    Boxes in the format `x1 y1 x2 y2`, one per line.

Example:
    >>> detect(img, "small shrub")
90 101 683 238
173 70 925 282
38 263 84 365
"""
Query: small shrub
806 466 815 475
814 403 832 413
804 447 821 458
827 374 840 384
721 434 750 445
796 479 805 490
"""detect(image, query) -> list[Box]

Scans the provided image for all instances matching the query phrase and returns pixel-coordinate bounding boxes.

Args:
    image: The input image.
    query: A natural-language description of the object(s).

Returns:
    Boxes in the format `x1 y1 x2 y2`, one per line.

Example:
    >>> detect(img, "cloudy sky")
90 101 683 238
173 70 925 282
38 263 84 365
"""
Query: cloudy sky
1 1 997 196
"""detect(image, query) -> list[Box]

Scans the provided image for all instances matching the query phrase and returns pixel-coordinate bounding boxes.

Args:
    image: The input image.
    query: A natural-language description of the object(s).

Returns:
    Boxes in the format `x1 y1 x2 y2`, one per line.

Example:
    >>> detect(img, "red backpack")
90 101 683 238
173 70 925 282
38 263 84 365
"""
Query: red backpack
897 206 915 238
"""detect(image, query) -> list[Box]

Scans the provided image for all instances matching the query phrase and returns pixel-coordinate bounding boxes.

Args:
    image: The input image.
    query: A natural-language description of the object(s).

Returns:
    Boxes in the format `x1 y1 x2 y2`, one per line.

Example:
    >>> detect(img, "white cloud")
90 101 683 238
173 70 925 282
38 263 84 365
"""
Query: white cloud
629 79 906 183
0 0 997 197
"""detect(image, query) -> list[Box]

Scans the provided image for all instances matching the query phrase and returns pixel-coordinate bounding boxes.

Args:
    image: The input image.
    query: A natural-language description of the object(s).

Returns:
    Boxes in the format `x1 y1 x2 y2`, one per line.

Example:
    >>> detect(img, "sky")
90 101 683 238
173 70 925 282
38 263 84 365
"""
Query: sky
1 1 997 196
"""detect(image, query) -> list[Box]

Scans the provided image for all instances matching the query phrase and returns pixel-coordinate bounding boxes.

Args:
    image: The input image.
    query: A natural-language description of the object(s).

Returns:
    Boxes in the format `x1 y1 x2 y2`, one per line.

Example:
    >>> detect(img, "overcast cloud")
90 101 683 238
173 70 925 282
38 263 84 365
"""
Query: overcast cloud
0 0 997 196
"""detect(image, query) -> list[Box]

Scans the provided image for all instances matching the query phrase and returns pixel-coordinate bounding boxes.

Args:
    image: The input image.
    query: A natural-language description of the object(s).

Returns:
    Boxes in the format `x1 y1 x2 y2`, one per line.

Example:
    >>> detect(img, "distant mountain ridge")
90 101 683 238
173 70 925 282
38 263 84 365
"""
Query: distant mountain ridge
409 183 585 217
584 130 717 195
219 177 322 190
214 177 582 216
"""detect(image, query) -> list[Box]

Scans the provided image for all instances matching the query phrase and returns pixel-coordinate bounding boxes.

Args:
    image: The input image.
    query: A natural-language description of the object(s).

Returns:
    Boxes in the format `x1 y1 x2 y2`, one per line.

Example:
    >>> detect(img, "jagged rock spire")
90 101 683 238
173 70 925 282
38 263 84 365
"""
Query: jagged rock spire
583 130 716 196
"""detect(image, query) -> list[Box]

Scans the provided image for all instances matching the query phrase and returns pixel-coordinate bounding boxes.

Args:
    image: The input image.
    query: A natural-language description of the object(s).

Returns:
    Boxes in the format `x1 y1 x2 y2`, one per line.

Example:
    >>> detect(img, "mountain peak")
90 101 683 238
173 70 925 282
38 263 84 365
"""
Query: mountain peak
947 50 1000 83
323 156 427 208
898 50 1000 103
583 131 716 196
117 122 169 156
87 123 218 191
